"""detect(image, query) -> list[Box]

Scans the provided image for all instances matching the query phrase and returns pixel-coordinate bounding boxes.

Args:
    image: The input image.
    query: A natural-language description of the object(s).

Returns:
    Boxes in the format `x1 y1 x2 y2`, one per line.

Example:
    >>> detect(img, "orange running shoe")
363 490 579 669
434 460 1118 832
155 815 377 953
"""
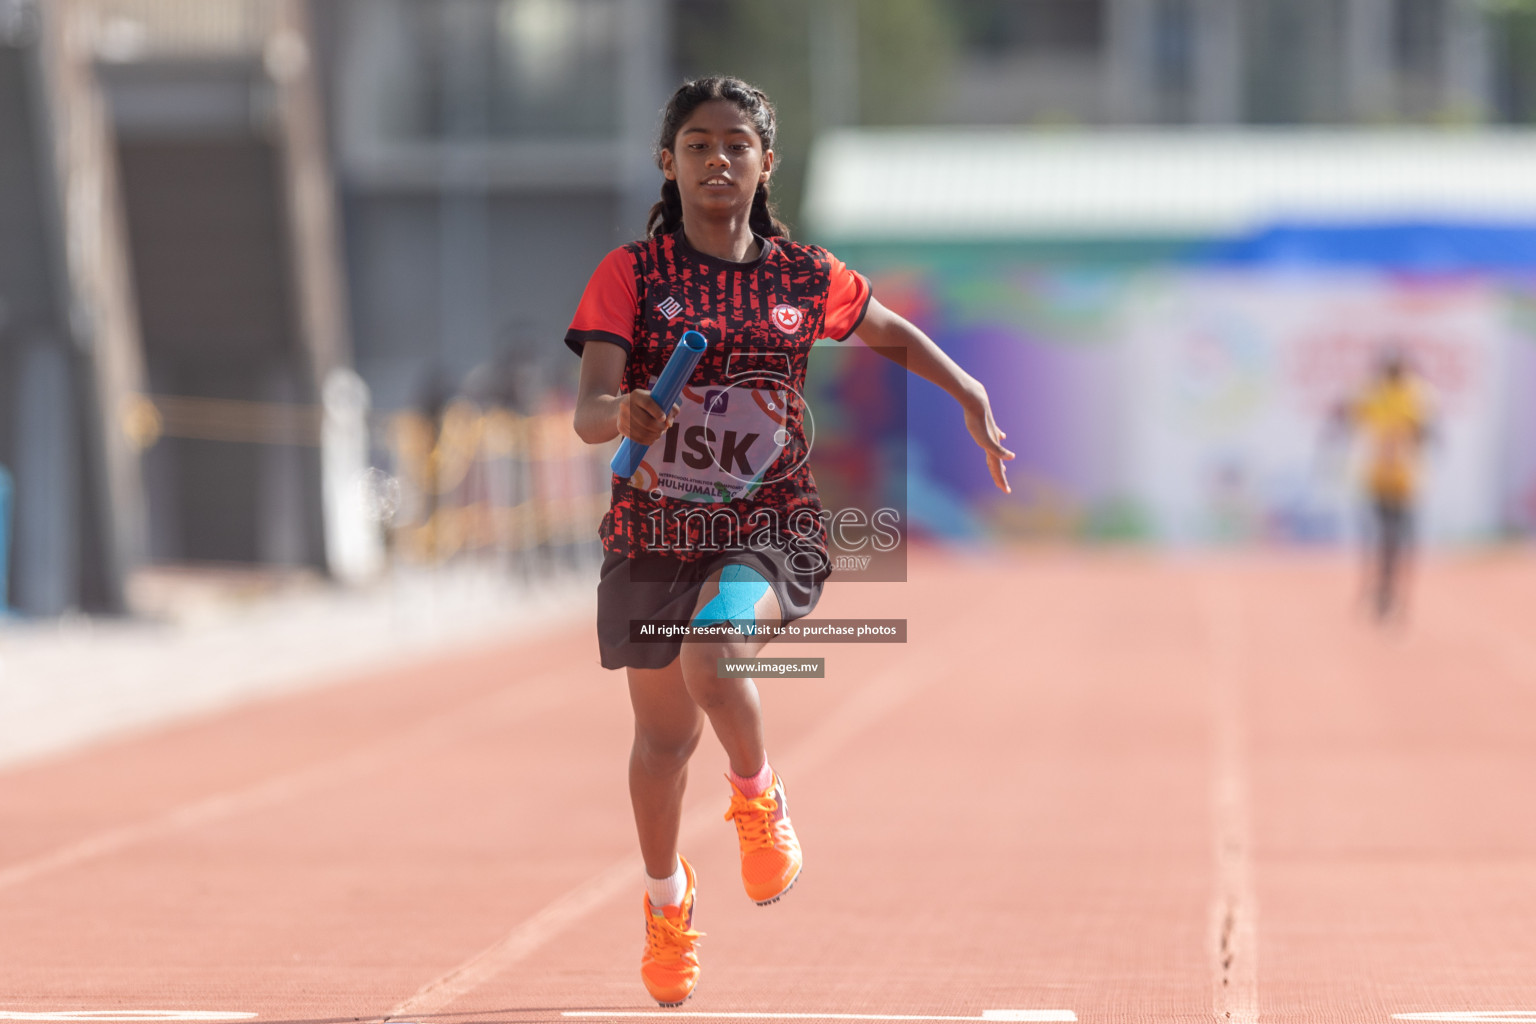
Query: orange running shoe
724 772 802 905
640 855 703 1007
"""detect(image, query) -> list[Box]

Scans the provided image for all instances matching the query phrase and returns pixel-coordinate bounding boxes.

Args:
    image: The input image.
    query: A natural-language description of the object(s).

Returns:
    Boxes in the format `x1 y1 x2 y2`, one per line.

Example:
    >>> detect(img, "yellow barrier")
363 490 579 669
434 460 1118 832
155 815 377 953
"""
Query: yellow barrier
131 392 616 566
383 403 614 563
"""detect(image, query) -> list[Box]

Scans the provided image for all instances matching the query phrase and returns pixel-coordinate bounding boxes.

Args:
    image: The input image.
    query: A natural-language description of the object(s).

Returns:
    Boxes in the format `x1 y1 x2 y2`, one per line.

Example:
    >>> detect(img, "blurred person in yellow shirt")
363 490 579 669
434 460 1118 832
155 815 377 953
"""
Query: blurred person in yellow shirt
1328 349 1436 623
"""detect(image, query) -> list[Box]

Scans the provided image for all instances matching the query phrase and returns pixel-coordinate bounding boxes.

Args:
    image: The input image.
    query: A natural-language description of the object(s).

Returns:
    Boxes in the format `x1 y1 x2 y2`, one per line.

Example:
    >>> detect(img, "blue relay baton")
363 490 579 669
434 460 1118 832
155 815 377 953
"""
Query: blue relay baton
610 329 709 480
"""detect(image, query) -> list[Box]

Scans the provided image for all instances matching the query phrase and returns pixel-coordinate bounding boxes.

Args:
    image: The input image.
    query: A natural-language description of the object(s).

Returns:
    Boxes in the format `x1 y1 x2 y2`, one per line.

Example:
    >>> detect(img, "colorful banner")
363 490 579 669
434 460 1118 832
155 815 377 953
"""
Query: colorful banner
1124 272 1509 544
836 241 1532 545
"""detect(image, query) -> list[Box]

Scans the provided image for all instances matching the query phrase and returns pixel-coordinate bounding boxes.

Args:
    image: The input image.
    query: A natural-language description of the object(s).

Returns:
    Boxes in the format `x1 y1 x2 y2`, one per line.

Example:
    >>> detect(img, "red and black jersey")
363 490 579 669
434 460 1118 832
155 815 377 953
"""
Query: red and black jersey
566 229 872 564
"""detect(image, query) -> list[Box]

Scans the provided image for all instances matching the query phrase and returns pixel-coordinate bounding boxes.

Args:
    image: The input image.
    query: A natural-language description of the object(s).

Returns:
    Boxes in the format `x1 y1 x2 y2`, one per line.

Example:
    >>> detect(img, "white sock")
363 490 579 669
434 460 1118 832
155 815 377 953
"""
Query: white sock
645 858 687 911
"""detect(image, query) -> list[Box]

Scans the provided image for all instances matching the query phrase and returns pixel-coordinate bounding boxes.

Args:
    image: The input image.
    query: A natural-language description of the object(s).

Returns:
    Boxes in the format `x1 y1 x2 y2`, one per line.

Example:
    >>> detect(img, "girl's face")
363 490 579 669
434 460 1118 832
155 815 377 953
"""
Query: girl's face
661 99 774 221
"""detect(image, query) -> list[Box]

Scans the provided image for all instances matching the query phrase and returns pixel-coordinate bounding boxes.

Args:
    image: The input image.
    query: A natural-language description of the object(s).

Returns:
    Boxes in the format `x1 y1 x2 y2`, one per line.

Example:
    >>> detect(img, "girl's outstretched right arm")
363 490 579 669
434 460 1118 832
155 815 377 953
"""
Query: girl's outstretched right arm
574 342 678 446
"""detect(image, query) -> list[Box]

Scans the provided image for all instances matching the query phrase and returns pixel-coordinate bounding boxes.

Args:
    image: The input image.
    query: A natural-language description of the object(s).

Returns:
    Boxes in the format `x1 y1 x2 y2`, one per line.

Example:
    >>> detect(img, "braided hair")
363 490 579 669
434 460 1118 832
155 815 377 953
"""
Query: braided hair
645 76 791 241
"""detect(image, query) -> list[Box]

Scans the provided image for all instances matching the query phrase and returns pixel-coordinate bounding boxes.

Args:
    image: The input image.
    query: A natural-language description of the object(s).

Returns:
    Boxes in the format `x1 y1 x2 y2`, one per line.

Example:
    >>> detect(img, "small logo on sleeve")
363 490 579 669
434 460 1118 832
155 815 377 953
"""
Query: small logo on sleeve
657 295 683 321
771 304 804 335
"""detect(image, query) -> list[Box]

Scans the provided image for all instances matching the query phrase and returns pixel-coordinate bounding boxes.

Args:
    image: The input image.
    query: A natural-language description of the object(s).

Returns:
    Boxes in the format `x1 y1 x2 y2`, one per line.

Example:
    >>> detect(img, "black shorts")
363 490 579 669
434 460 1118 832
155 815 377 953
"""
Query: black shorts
595 545 827 670
1369 495 1413 548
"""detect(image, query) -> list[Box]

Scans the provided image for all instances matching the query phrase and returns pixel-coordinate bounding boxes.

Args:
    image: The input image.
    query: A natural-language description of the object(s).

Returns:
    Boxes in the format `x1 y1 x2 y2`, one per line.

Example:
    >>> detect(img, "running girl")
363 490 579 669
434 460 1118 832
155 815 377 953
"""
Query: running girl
567 76 1012 1006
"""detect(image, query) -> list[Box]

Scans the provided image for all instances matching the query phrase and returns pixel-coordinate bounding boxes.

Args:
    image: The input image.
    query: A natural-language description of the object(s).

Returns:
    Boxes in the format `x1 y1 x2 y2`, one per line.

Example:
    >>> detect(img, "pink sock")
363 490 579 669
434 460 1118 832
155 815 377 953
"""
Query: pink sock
728 758 773 797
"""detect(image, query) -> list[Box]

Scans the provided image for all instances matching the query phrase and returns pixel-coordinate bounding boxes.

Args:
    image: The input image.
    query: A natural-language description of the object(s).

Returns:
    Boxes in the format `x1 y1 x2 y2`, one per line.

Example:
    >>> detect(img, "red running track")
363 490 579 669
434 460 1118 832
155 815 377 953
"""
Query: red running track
2 548 1535 1024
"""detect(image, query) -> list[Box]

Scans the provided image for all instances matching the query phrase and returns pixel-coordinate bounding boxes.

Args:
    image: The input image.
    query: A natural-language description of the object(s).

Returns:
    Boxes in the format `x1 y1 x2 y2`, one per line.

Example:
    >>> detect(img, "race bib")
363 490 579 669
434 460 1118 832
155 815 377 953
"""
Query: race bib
632 380 792 502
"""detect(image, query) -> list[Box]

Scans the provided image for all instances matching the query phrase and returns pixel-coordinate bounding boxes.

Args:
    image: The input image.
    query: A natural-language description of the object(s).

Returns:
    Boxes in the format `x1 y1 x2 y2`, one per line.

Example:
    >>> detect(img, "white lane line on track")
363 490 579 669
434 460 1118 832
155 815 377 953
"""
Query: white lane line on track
560 1012 1076 1022
0 746 381 891
0 670 572 892
0 1013 256 1021
1395 1016 1536 1023
1201 578 1259 1024
388 652 939 1019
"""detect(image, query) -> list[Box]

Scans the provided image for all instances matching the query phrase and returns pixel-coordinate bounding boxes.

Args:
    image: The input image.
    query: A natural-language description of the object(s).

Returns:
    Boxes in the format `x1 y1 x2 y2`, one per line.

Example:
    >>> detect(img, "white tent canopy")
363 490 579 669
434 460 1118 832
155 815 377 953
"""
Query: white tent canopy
802 129 1536 240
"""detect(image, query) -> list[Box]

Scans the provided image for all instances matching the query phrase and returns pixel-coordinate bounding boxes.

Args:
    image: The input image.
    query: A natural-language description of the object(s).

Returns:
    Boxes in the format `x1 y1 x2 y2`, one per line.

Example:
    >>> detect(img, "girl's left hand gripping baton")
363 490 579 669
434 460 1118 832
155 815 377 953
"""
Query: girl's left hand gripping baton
610 329 709 480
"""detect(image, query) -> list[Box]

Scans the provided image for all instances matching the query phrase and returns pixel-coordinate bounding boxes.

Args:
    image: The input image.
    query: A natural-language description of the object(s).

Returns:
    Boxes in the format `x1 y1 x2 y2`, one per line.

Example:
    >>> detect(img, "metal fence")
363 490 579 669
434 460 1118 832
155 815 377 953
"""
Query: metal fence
380 399 614 570
131 390 615 577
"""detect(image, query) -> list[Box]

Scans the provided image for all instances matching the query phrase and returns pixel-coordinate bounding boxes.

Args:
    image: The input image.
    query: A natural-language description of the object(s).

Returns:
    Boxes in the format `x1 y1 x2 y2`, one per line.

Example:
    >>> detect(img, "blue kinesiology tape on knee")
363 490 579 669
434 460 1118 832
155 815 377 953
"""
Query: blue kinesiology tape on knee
691 564 771 633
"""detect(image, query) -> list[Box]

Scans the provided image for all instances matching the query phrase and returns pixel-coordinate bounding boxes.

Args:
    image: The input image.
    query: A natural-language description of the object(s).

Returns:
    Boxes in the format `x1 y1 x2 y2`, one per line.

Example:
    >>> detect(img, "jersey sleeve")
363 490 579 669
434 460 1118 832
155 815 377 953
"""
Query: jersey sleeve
564 248 639 356
823 251 873 341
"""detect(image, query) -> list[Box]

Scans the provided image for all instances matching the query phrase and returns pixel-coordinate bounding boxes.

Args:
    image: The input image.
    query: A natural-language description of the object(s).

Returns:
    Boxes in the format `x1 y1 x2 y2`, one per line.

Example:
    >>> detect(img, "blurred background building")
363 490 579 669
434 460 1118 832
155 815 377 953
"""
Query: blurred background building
2 0 1535 616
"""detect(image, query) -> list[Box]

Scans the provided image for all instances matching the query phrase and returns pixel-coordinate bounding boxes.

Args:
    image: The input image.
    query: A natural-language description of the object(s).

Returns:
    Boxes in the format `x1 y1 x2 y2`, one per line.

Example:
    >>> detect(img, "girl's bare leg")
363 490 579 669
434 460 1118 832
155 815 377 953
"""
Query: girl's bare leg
627 660 704 879
677 570 784 778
